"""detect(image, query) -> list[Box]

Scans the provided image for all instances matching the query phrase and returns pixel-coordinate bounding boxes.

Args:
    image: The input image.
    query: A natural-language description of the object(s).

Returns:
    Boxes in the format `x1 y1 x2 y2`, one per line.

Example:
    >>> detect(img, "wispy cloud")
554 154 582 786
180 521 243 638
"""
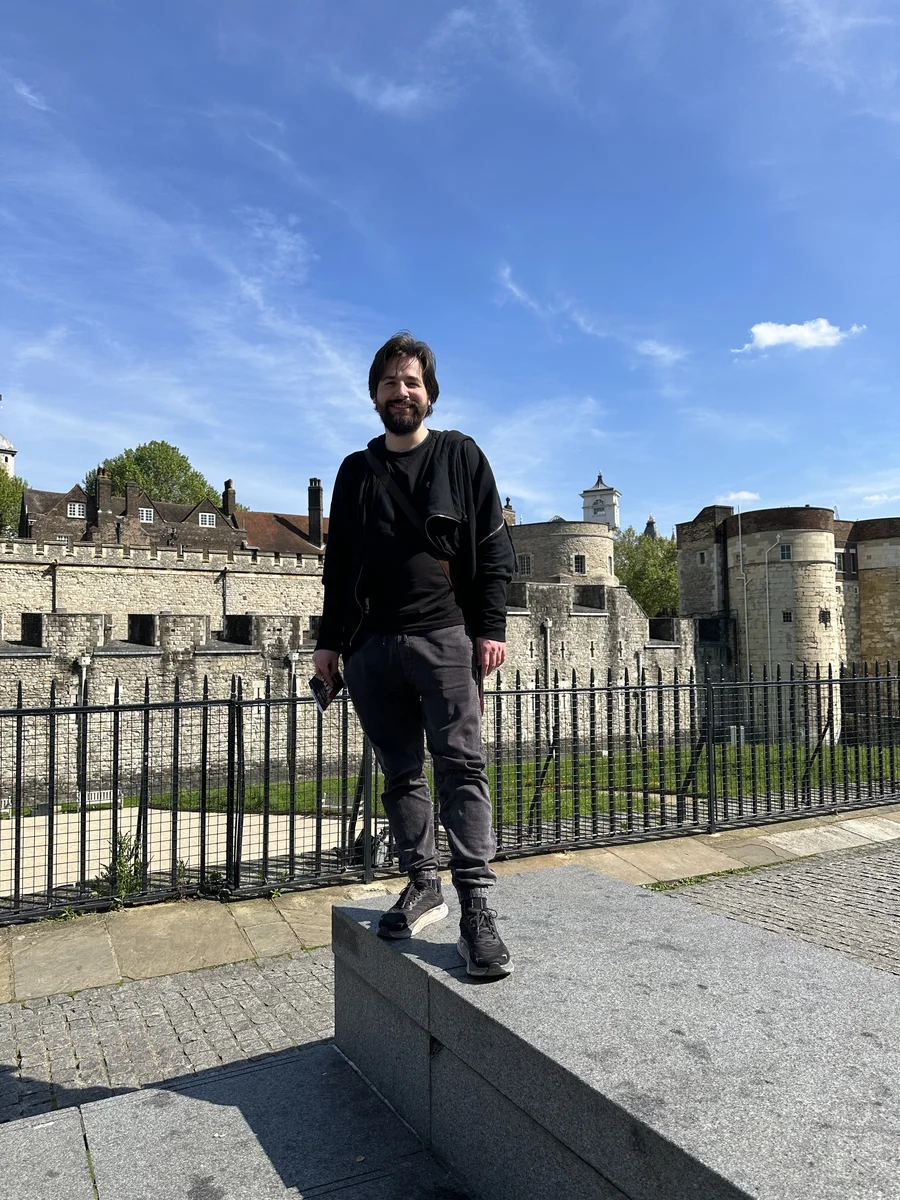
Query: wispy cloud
498 264 687 379
733 317 865 353
862 492 900 506
9 77 52 112
634 339 686 366
717 490 761 503
496 264 547 316
772 0 900 120
331 0 579 117
681 408 787 442
329 68 435 117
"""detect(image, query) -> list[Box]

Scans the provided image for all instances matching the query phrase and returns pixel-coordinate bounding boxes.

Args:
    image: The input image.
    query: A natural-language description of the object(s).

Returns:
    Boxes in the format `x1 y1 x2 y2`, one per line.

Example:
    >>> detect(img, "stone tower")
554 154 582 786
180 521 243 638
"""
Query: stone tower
580 471 620 531
0 431 16 479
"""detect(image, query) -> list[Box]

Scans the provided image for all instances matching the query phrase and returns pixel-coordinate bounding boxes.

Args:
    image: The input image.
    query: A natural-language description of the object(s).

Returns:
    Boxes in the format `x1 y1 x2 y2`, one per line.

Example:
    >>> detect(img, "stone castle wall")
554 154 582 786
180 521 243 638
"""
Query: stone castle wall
510 521 617 583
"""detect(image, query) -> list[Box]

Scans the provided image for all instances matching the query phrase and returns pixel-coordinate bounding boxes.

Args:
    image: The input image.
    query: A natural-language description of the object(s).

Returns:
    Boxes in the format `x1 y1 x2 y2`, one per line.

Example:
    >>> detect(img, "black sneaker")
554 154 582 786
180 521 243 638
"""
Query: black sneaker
377 878 449 939
457 895 514 977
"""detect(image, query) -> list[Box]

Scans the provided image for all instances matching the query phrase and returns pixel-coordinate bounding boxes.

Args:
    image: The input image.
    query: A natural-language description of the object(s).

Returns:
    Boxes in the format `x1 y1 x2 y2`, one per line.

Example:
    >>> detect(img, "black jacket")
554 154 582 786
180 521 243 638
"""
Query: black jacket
315 430 515 656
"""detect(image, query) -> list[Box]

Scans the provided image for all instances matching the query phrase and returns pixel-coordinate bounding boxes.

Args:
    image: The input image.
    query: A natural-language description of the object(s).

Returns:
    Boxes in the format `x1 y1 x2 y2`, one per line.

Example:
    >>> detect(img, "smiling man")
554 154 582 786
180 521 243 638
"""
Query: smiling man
313 331 515 977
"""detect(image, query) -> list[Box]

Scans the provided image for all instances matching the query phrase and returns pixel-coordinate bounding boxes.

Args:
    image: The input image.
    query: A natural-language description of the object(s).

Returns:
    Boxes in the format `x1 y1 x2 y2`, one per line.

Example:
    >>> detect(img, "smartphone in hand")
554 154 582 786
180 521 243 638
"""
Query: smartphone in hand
309 671 345 715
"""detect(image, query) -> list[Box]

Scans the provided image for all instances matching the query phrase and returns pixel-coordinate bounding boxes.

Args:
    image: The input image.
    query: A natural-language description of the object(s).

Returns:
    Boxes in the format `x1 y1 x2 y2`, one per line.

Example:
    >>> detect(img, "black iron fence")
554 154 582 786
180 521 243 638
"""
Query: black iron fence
1 663 899 922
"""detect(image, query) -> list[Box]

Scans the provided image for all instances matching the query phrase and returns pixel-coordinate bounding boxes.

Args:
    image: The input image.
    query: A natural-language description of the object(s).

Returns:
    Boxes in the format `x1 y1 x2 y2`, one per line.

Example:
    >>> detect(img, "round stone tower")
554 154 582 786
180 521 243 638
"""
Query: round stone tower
0 432 16 479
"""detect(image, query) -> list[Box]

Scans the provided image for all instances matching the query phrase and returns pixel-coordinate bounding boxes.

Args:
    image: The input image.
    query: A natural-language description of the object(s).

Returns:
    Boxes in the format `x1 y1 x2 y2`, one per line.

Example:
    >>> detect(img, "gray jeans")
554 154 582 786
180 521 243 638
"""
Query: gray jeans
343 626 497 891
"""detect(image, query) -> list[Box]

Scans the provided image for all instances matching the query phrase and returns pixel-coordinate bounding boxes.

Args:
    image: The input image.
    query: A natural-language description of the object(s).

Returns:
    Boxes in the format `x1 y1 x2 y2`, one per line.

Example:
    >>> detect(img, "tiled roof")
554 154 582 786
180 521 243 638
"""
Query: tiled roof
241 512 325 555
23 489 67 515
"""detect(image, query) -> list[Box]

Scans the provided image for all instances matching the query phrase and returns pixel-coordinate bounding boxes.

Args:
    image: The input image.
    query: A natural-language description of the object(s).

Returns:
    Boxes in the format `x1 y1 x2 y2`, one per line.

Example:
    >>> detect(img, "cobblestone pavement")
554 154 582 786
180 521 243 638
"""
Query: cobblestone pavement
0 947 334 1126
674 841 900 975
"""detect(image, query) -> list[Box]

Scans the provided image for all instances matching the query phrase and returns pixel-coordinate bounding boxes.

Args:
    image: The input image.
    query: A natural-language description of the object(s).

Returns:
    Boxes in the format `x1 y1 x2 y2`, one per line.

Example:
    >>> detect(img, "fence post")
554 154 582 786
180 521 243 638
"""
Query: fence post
362 735 375 883
706 677 717 833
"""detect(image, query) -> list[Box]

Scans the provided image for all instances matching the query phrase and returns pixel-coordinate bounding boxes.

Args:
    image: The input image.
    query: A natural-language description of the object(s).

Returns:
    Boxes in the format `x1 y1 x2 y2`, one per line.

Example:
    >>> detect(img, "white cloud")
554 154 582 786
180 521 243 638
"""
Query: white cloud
717 490 761 503
10 78 51 112
634 339 686 366
862 492 900 506
733 317 865 353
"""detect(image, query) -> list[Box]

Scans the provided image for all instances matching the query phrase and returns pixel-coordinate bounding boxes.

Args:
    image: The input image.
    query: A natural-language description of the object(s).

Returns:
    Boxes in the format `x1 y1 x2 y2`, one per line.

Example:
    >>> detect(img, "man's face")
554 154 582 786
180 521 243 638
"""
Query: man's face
374 355 430 436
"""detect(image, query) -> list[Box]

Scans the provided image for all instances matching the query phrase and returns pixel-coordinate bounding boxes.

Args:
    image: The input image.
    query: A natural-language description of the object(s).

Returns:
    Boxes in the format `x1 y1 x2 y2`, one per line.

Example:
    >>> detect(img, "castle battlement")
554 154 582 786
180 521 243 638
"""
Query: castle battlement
1 539 322 574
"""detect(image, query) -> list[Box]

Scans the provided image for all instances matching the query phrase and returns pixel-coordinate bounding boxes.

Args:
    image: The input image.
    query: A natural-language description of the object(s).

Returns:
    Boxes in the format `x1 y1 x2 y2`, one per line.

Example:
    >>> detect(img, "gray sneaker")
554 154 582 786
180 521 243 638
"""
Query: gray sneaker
377 878 449 939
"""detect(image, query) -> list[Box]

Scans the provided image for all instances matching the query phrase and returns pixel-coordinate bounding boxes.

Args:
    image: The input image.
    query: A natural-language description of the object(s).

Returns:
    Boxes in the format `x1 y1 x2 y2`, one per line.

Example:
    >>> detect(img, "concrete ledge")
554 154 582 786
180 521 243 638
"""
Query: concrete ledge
333 866 900 1200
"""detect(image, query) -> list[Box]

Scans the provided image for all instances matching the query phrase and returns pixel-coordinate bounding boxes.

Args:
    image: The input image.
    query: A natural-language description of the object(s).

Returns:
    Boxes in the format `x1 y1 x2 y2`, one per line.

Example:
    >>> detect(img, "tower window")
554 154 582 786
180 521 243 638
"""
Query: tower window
780 543 792 561
199 512 217 528
67 502 86 519
819 609 831 626
698 551 706 565
835 552 845 572
782 610 793 623
608 555 613 574
573 554 586 575
517 553 532 577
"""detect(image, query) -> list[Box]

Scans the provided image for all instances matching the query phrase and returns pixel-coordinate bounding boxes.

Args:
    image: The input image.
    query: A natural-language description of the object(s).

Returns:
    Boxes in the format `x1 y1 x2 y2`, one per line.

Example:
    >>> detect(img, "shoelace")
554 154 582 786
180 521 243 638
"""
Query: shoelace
399 880 436 909
465 906 499 936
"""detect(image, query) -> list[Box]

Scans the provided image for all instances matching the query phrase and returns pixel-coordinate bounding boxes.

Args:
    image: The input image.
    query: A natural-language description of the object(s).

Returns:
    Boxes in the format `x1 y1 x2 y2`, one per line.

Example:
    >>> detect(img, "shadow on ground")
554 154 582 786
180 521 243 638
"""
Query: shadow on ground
0 1042 469 1199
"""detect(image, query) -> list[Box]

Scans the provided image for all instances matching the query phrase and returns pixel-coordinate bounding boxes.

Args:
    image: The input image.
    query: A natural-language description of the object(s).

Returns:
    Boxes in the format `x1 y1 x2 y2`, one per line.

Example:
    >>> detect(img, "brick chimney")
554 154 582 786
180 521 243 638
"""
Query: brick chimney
95 466 112 515
502 497 517 527
124 481 140 516
222 479 236 519
308 478 323 547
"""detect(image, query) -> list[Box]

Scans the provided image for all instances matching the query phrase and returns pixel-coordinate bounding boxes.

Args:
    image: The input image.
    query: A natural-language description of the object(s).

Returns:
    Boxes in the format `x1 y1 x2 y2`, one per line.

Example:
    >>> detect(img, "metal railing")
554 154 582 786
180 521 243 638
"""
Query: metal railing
1 663 899 922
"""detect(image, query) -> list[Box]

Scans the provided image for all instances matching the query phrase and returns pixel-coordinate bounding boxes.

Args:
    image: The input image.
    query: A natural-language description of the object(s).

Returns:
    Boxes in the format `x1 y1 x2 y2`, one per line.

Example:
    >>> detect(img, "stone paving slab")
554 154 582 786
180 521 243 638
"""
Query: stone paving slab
760 823 873 857
605 837 743 880
10 914 119 1001
107 898 255 980
0 930 11 1005
674 840 900 975
82 1043 463 1199
0 1106 95 1200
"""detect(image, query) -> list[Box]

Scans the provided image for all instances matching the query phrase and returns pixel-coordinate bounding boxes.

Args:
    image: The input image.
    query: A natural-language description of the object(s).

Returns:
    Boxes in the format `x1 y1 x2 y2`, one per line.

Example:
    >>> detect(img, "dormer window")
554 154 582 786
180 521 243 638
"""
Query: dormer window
67 502 86 519
199 512 217 528
139 507 154 524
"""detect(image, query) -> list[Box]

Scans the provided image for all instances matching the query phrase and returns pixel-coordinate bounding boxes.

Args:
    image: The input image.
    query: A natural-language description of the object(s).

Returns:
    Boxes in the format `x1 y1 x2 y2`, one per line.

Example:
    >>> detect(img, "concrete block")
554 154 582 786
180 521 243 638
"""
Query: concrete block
335 866 900 1200
431 1043 626 1200
10 915 119 1000
335 964 432 1143
0 1108 96 1200
107 899 254 980
332 902 462 1029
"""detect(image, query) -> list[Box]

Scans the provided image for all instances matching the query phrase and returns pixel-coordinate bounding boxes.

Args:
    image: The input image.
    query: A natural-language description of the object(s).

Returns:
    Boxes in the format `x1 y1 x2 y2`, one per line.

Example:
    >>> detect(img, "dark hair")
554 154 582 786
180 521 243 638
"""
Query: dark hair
368 332 439 413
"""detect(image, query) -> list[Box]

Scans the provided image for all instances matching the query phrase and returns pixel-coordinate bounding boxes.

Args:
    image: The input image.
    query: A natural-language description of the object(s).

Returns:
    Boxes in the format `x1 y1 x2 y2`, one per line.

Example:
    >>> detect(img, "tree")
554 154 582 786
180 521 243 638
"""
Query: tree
614 525 678 617
0 473 26 538
83 442 220 506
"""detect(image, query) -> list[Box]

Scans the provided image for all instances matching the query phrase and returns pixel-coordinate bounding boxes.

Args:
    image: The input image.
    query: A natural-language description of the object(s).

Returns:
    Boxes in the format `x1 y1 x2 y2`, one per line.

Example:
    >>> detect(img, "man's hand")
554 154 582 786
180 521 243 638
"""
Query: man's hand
475 638 506 677
313 648 340 684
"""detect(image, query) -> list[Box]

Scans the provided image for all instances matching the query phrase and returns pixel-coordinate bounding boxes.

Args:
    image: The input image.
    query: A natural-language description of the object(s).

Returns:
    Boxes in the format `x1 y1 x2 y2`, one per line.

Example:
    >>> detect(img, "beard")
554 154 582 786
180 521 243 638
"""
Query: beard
376 399 429 436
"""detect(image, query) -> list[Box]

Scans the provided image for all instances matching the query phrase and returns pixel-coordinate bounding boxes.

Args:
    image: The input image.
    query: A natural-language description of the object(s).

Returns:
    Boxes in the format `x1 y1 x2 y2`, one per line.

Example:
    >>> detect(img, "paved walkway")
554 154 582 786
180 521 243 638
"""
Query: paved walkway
1 804 900 1197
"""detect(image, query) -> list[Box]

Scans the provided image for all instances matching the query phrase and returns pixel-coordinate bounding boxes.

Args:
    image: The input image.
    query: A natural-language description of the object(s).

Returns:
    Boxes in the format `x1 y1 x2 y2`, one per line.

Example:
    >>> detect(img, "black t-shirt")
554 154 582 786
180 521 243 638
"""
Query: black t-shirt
362 434 465 635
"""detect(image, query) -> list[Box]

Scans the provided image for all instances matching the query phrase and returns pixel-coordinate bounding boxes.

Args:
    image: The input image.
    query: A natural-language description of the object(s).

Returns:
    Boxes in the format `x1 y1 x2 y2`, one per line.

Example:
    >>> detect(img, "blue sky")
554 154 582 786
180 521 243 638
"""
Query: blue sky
2 0 899 533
